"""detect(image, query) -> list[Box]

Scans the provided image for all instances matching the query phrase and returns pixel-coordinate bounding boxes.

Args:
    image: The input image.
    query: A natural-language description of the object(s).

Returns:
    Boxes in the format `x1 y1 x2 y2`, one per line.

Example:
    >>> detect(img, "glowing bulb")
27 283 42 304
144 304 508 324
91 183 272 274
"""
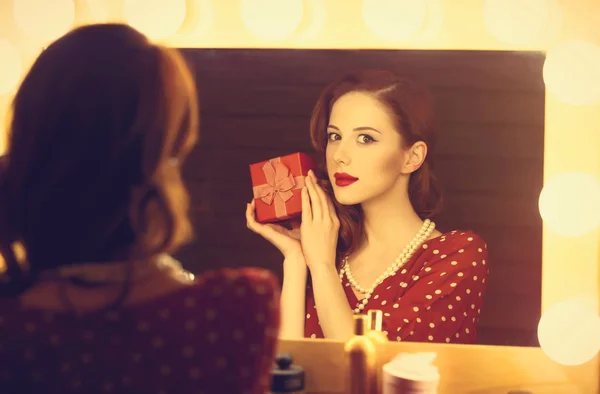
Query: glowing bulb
362 0 428 41
483 0 555 45
295 0 327 41
240 0 304 41
191 0 216 38
543 40 600 105
83 0 110 22
538 300 600 366
0 40 22 95
125 0 187 40
538 172 600 237
12 0 75 42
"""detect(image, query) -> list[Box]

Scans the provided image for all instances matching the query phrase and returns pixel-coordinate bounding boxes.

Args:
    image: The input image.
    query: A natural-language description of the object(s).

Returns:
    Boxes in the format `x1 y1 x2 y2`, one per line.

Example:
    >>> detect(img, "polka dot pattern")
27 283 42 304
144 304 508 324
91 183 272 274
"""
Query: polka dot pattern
0 267 280 394
305 230 488 344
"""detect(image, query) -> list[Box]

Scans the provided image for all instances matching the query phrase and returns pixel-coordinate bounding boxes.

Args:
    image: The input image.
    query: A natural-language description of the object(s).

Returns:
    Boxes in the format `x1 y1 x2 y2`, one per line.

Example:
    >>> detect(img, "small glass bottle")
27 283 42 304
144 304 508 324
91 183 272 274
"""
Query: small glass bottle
366 309 387 394
269 353 305 394
344 315 377 394
366 309 389 343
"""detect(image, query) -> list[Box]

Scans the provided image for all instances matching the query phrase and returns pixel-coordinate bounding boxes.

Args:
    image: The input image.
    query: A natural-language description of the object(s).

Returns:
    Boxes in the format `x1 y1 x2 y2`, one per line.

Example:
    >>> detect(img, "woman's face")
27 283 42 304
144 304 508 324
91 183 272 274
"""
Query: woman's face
325 91 414 206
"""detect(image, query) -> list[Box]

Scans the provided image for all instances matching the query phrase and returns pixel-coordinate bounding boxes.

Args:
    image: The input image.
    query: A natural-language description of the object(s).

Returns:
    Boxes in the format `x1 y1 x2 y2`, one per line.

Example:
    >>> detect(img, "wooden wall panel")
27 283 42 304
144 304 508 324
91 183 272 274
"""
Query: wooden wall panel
176 49 545 347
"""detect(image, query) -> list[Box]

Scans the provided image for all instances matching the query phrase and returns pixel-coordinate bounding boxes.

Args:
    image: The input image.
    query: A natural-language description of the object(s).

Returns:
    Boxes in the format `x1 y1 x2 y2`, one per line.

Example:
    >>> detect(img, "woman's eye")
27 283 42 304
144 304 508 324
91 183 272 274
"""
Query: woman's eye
358 134 375 144
327 132 340 141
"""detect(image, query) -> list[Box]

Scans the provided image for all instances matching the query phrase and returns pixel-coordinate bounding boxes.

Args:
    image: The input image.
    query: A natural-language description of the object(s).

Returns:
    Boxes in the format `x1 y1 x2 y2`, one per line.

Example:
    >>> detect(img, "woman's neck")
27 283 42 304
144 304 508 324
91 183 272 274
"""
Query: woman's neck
18 256 194 313
359 186 428 254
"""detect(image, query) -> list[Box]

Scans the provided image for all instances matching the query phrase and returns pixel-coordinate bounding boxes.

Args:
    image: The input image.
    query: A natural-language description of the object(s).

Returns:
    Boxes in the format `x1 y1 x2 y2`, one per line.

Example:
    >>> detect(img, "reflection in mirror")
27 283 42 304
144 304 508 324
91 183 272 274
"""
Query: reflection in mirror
175 49 545 347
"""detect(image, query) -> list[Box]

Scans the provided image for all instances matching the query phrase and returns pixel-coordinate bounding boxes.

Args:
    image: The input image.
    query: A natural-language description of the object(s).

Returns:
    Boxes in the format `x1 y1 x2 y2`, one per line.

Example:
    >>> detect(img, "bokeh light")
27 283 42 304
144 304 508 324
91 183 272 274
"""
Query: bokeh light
12 0 75 42
0 40 22 95
295 0 327 41
361 0 428 41
484 0 556 45
125 0 187 40
539 172 600 237
83 0 111 22
240 0 304 40
538 300 600 366
543 40 600 105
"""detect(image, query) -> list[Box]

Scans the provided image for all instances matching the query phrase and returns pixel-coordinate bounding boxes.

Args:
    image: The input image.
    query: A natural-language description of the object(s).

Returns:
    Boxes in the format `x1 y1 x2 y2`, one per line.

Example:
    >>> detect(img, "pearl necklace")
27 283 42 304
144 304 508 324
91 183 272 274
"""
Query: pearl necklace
339 219 436 313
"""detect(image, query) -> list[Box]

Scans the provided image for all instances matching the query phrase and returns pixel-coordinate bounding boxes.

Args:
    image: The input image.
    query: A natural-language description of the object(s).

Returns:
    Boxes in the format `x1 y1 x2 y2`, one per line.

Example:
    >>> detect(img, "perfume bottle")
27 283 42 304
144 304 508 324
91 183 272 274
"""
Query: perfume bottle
366 309 387 394
345 315 377 394
270 353 305 394
366 309 389 343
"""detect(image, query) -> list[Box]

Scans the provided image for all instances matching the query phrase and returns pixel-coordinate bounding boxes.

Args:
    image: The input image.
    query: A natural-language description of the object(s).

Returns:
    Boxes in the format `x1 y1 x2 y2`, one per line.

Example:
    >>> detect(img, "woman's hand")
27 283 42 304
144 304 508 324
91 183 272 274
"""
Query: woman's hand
245 200 303 259
300 170 340 272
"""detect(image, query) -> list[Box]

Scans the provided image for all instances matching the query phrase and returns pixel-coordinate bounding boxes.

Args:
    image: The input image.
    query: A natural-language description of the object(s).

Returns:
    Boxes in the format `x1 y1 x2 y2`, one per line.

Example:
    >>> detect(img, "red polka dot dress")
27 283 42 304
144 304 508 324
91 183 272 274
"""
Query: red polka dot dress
305 231 489 344
0 267 280 394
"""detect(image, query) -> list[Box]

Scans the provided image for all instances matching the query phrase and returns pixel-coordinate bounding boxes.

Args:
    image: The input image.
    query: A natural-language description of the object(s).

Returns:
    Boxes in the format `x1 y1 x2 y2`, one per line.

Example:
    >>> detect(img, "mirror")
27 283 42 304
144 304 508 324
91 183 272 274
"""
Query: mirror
175 48 545 347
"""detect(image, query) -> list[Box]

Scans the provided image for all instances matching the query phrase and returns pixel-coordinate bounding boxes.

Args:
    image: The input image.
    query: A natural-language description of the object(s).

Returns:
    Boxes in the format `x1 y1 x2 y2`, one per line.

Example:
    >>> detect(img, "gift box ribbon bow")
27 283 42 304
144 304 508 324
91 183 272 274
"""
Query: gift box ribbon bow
253 158 306 218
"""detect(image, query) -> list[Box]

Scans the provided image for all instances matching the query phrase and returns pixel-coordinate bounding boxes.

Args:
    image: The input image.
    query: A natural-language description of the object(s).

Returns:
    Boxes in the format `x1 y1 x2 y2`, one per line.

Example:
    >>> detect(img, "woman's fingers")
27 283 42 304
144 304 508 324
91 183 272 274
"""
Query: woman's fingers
301 185 312 224
305 170 323 220
245 200 262 234
309 170 333 220
246 200 274 238
324 191 339 226
308 170 338 228
247 201 288 244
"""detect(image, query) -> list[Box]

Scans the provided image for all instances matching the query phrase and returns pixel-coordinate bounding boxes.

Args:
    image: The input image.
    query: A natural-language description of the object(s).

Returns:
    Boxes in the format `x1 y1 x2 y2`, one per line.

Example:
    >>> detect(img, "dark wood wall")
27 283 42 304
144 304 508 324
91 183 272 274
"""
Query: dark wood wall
175 49 545 347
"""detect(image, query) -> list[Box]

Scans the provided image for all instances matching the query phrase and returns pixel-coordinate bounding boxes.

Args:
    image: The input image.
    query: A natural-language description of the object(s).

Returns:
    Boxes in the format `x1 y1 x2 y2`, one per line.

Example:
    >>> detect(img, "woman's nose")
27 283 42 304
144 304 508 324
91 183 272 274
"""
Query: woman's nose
332 142 351 166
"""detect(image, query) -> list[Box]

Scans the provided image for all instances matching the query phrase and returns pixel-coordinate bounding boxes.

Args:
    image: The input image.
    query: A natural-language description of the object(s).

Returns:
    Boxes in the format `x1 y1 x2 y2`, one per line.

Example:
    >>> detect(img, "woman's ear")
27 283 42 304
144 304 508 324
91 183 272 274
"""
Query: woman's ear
128 175 192 260
128 184 153 239
401 141 428 175
128 183 169 258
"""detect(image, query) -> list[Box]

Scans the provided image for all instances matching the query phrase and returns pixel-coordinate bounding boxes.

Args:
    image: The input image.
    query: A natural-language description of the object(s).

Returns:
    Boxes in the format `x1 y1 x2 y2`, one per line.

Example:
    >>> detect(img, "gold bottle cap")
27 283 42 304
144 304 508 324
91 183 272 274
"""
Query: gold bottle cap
367 310 383 331
353 315 368 336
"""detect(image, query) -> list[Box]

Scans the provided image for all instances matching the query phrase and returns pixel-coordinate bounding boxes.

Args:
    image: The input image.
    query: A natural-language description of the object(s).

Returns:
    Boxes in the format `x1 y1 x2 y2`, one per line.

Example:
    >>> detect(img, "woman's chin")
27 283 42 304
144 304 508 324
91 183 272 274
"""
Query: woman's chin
332 189 362 206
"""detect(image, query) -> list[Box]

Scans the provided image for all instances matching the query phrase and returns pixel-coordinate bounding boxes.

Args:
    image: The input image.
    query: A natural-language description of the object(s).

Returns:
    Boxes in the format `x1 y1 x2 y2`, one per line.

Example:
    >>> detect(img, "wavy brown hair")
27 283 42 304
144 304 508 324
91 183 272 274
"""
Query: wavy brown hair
309 70 442 269
0 24 199 296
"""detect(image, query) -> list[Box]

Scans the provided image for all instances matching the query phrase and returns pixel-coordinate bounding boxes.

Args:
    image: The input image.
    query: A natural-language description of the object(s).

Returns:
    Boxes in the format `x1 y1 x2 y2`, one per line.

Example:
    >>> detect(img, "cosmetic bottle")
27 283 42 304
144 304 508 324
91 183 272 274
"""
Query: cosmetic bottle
344 314 377 394
270 353 305 394
366 309 389 344
366 309 388 393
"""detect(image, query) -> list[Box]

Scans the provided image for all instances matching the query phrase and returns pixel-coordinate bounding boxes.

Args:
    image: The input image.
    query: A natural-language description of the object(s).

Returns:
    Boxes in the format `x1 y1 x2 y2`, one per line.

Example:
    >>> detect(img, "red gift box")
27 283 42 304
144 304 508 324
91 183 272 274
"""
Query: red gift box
249 152 316 223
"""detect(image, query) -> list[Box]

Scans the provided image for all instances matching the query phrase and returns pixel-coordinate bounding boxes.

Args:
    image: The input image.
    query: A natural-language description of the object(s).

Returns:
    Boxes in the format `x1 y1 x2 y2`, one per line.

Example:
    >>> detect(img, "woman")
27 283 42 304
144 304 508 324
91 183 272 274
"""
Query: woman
246 70 488 343
0 24 279 394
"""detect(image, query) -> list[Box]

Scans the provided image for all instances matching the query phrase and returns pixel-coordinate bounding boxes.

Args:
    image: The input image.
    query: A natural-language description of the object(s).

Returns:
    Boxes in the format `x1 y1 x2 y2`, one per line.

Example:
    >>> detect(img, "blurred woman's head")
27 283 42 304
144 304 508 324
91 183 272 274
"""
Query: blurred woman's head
0 23 199 291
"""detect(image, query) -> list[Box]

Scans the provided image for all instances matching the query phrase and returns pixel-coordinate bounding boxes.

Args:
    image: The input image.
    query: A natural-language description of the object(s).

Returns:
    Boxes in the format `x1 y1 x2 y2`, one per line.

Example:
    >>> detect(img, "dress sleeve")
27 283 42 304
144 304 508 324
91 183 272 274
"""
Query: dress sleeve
194 267 281 394
386 232 489 344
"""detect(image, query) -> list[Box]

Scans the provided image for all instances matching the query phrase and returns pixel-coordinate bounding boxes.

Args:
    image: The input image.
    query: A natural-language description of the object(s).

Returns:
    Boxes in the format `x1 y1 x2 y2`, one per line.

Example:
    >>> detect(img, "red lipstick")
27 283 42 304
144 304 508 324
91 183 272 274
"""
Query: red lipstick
334 172 358 187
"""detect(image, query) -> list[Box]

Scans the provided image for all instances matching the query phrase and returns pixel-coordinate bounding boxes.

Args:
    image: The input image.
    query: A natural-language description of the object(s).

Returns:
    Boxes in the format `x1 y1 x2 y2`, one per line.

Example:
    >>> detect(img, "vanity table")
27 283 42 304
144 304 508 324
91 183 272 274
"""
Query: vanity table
277 338 597 393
